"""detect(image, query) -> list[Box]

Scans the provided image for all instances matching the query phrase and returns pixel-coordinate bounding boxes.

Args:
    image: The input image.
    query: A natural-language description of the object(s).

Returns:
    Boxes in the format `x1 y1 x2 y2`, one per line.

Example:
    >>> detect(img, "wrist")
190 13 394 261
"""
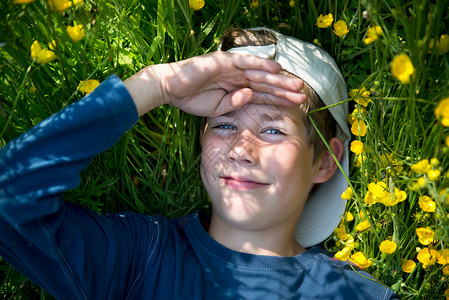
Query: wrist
124 65 167 116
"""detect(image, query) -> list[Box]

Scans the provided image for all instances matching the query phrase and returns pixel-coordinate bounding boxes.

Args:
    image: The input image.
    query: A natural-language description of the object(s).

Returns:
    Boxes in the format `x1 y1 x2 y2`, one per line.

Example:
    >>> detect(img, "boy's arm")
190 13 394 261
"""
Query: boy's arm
0 75 142 299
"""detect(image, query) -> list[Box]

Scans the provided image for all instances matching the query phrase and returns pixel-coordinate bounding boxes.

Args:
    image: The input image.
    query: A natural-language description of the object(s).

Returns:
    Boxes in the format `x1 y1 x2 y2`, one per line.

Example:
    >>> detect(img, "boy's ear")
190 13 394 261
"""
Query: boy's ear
313 137 344 184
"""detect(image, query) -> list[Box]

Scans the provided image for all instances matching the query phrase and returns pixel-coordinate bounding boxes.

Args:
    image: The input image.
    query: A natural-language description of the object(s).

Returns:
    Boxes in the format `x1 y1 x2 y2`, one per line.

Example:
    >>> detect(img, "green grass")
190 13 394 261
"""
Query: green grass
1 0 449 298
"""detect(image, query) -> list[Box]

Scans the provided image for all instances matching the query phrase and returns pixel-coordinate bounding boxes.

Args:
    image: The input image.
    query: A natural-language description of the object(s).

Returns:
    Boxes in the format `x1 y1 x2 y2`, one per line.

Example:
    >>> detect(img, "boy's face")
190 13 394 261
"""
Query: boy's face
200 103 324 235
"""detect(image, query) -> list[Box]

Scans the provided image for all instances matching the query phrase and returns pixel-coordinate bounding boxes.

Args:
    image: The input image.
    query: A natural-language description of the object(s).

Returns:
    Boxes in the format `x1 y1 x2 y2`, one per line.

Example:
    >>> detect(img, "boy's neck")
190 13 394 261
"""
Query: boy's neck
207 213 306 257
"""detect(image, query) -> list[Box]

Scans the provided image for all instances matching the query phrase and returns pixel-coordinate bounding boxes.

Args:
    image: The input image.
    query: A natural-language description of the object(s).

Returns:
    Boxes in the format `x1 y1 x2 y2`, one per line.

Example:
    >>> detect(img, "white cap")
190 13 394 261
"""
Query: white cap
223 28 350 248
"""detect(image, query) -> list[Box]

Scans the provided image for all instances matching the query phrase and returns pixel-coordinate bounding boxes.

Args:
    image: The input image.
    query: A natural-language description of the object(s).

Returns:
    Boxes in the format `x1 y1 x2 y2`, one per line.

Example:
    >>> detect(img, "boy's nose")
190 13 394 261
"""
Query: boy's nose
226 132 258 165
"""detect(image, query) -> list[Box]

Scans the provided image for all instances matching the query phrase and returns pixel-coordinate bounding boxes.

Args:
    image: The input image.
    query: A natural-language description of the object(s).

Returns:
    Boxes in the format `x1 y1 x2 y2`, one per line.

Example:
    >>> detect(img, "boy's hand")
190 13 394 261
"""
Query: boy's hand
125 51 306 116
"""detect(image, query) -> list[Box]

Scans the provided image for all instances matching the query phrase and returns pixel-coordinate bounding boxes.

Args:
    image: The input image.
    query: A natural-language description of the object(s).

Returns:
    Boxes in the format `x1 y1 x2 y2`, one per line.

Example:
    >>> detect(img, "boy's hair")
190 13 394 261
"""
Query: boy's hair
220 28 337 162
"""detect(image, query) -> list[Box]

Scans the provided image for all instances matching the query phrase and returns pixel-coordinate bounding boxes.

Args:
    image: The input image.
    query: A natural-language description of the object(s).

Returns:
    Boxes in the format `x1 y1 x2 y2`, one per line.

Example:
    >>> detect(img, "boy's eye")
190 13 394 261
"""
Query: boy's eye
262 127 285 135
213 123 236 130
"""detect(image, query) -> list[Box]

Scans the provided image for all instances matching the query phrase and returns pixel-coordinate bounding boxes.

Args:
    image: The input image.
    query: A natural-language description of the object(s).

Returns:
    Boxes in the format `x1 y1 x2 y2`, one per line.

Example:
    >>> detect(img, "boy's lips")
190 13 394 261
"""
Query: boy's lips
220 175 270 191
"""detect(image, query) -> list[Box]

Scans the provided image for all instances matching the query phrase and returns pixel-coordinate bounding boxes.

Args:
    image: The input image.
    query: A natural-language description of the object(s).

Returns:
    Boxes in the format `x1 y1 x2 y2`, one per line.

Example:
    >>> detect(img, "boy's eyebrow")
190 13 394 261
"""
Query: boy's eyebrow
258 112 298 125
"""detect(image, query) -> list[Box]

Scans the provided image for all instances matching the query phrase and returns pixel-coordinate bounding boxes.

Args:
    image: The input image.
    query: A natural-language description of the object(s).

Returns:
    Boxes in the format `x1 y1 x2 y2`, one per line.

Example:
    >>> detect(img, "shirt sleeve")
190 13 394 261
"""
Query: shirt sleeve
0 75 159 299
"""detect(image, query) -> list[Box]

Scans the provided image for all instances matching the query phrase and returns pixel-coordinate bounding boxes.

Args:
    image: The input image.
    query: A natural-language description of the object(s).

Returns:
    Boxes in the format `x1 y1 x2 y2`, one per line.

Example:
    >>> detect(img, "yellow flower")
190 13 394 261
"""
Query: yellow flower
341 187 353 200
349 88 371 106
379 240 397 254
411 159 431 174
14 0 35 3
334 221 349 240
189 0 204 10
78 79 100 94
445 288 449 300
435 97 449 127
345 212 354 222
48 40 56 50
73 0 84 6
351 107 368 119
377 188 407 207
351 120 367 136
355 220 371 232
443 265 449 275
417 247 437 268
391 53 414 84
427 169 441 181
316 13 334 28
354 153 365 168
29 86 37 94
416 227 435 245
289 0 295 7
250 0 258 8
333 20 349 37
436 34 449 54
437 249 449 265
350 140 364 155
48 0 72 11
418 195 436 213
364 26 383 44
335 246 352 261
349 251 373 269
30 41 56 64
402 260 416 273
67 25 85 42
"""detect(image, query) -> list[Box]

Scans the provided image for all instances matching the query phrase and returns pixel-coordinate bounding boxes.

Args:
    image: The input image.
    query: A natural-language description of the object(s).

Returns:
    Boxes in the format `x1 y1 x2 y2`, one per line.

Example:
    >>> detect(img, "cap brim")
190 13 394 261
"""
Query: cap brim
294 140 349 248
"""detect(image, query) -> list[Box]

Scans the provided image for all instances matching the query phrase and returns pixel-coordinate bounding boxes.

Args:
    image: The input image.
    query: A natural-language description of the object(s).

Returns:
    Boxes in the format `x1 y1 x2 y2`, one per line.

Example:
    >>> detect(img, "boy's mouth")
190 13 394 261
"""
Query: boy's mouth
220 176 269 191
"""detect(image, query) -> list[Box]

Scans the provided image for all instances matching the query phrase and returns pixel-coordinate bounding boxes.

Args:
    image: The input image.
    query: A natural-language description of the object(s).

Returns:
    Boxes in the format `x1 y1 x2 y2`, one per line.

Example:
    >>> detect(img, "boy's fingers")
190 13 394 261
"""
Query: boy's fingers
250 91 307 107
248 81 307 106
245 69 304 92
230 53 282 74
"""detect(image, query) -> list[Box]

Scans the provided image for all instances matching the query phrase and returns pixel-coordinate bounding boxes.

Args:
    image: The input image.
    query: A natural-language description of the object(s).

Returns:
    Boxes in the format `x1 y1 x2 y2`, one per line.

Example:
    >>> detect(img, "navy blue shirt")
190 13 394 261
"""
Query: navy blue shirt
0 75 398 299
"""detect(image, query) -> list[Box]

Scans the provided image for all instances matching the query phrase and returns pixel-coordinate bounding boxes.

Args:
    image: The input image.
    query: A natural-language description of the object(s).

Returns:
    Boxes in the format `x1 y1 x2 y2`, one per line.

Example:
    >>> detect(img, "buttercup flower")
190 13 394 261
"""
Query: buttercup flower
411 159 431 174
333 20 349 37
73 0 84 6
402 260 416 273
335 246 352 261
350 140 364 155
427 169 440 181
349 88 371 106
418 195 436 213
391 53 414 84
443 265 449 275
351 120 367 136
380 188 407 206
78 79 100 94
67 25 85 42
445 288 449 300
48 0 72 11
417 247 437 268
355 220 371 232
316 13 334 28
30 41 56 64
189 0 204 10
334 221 349 240
435 97 449 127
432 34 449 55
289 0 295 8
345 212 354 222
48 40 56 50
437 249 449 265
379 240 397 254
14 0 35 3
349 251 373 269
341 187 353 200
416 227 435 245
364 26 383 44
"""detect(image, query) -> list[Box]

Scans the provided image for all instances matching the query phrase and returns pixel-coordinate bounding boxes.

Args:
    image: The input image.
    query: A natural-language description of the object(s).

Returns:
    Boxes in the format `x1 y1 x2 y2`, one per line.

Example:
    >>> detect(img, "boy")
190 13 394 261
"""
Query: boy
0 28 397 299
